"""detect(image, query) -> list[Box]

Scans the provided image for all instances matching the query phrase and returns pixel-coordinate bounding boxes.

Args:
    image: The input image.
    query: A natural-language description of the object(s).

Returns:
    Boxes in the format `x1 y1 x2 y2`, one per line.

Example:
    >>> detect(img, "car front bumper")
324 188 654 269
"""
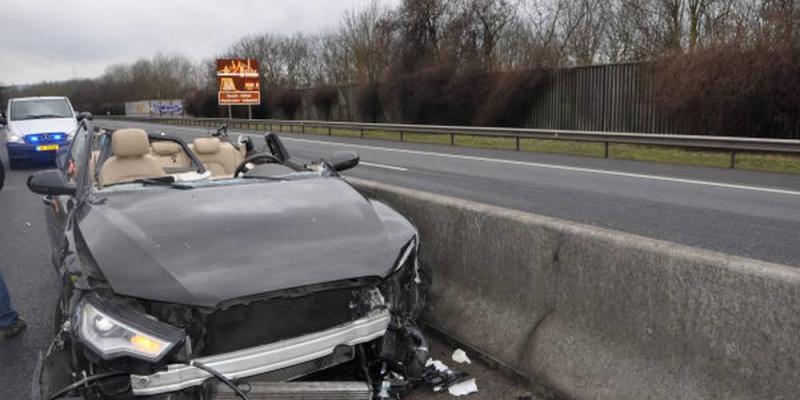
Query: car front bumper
6 142 68 162
130 309 391 396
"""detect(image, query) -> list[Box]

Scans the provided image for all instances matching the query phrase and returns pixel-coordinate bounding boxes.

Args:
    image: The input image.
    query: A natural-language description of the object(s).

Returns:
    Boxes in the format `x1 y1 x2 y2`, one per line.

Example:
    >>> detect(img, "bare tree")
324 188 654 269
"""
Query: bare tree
390 0 455 70
461 0 518 69
339 1 394 83
560 0 608 65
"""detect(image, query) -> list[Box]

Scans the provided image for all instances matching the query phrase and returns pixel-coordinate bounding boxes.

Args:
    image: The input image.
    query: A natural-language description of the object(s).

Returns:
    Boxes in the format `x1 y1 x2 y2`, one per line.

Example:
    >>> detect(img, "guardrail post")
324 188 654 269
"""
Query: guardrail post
515 136 520 151
450 133 455 146
604 142 610 158
730 151 737 168
301 123 305 134
290 125 293 133
400 131 404 142
360 129 364 138
329 127 332 136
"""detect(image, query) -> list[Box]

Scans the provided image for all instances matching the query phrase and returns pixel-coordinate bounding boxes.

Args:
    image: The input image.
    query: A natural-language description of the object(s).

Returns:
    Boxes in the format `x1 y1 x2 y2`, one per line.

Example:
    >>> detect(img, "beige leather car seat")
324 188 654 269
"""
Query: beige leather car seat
190 138 242 177
151 141 191 170
98 129 165 186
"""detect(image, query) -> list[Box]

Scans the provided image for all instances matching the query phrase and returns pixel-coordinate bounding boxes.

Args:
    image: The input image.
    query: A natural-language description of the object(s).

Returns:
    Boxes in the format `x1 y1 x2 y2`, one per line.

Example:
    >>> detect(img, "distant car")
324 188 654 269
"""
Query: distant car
2 96 77 169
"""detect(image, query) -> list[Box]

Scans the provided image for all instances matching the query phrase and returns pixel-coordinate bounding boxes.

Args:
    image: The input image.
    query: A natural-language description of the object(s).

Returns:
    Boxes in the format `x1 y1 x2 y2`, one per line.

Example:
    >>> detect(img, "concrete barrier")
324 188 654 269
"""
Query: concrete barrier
350 177 800 400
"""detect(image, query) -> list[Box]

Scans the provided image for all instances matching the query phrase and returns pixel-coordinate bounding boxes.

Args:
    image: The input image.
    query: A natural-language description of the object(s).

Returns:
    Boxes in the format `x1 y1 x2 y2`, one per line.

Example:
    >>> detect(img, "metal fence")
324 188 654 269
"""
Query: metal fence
528 63 673 133
105 116 800 169
291 63 800 140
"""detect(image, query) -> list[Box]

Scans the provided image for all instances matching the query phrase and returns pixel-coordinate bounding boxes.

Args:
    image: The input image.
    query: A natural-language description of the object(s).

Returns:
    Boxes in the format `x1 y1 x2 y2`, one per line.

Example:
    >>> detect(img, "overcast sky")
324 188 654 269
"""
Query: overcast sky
0 0 398 86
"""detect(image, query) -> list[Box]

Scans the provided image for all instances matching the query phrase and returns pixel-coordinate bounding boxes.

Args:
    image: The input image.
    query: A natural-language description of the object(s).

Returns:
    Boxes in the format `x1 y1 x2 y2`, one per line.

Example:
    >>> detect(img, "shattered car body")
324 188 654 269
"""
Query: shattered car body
31 122 430 399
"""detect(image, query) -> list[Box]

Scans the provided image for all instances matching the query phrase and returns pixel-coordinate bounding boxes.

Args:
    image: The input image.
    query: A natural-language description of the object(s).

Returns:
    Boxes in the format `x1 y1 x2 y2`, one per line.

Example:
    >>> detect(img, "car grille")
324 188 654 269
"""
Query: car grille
24 132 67 144
199 286 364 356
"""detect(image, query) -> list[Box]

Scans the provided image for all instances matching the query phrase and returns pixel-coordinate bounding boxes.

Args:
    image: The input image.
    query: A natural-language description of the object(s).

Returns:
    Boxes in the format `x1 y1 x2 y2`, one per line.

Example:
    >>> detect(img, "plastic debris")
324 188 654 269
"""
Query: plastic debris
377 380 392 399
425 358 449 372
423 359 471 394
448 378 478 396
451 348 472 364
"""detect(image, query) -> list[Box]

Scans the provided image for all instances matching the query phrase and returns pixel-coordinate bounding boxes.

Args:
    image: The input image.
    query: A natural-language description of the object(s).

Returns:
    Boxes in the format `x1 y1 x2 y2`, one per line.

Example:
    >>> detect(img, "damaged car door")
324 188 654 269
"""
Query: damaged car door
39 121 88 269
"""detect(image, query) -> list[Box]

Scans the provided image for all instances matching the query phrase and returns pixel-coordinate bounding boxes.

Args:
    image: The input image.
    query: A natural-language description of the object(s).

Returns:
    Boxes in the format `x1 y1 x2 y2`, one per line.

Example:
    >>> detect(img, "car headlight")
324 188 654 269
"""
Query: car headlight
77 297 184 362
7 133 23 143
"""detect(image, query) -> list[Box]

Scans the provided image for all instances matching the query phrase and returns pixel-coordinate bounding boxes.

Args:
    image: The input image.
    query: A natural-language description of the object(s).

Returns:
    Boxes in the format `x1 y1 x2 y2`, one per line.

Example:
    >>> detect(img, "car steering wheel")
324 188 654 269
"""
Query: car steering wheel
234 152 282 177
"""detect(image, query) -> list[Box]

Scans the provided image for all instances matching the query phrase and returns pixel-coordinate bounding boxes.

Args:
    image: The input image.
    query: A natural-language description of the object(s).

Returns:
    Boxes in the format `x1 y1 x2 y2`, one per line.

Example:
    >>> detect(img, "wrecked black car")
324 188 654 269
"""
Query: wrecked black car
29 121 430 399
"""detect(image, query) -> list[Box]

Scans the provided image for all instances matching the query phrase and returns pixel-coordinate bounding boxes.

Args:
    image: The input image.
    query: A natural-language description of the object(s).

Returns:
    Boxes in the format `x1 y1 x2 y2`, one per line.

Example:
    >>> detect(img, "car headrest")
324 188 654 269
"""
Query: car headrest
151 141 182 156
193 138 221 155
112 129 151 157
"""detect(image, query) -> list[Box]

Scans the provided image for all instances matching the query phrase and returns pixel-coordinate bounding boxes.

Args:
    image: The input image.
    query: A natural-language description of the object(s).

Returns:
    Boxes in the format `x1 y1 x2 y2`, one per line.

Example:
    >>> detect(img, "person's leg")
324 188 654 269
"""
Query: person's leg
0 271 19 327
0 270 25 337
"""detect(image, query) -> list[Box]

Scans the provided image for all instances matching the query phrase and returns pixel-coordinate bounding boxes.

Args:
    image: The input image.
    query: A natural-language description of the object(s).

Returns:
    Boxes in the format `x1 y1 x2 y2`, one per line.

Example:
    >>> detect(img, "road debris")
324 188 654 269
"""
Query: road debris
448 378 478 396
425 358 449 372
451 348 471 364
422 358 474 396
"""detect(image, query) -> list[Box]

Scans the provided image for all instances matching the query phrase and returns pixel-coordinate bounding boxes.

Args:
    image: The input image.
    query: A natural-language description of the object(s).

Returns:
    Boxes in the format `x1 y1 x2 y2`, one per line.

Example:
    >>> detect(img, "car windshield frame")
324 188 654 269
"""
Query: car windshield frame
10 98 74 121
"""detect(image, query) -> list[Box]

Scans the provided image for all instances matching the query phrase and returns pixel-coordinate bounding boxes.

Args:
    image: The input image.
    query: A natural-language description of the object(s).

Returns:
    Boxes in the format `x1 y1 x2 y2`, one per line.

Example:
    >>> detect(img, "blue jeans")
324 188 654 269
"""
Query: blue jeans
0 270 19 328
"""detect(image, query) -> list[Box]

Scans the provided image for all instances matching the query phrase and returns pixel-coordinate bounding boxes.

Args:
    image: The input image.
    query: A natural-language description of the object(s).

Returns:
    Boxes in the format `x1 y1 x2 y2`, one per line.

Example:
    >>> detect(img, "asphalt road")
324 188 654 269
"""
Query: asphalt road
0 144 534 398
0 157 61 400
100 119 800 267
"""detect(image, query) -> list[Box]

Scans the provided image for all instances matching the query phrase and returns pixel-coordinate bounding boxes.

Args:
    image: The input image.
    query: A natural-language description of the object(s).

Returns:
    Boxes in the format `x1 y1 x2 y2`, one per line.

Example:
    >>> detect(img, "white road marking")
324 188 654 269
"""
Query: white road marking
360 162 408 171
103 121 800 197
279 137 800 197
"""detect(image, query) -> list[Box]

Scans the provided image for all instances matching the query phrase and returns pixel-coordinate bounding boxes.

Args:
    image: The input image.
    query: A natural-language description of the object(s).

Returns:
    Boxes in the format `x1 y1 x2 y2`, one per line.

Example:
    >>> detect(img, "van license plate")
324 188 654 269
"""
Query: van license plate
36 144 59 151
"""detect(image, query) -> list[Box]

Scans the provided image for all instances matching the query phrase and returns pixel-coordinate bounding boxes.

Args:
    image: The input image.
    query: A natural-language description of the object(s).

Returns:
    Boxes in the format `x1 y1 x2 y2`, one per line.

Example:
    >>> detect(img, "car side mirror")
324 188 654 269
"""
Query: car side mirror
27 170 76 196
329 151 359 172
76 112 93 122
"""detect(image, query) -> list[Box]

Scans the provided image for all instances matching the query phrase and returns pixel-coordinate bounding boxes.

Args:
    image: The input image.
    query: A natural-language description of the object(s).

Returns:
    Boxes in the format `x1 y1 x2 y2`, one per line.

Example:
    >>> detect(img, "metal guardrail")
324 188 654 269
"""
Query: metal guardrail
105 116 800 168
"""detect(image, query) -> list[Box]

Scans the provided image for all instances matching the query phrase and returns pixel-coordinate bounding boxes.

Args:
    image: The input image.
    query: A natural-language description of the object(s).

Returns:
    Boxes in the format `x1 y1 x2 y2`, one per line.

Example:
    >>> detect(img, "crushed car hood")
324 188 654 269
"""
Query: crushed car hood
78 178 415 307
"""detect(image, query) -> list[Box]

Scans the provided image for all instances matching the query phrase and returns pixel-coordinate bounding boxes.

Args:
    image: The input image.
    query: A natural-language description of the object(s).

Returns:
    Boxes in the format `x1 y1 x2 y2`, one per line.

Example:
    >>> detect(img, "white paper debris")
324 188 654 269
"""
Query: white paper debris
451 349 471 364
448 378 478 396
425 358 449 372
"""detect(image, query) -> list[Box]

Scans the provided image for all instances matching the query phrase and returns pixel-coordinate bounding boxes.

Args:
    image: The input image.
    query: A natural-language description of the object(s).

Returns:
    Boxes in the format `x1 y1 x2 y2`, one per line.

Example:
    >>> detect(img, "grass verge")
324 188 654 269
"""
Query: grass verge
159 120 800 175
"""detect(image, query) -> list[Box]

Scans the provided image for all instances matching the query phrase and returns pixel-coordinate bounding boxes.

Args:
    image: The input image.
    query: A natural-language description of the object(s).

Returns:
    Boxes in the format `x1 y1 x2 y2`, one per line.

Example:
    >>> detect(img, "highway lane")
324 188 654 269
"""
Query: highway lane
100 119 800 266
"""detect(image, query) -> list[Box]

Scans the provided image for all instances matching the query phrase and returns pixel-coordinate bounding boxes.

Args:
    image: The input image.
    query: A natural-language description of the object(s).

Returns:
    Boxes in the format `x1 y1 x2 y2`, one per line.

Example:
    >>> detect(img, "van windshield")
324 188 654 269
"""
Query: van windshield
10 99 73 121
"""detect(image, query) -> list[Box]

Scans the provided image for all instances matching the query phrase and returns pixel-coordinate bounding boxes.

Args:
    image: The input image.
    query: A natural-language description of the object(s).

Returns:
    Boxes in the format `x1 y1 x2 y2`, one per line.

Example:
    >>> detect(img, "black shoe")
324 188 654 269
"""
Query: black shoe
0 318 27 338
